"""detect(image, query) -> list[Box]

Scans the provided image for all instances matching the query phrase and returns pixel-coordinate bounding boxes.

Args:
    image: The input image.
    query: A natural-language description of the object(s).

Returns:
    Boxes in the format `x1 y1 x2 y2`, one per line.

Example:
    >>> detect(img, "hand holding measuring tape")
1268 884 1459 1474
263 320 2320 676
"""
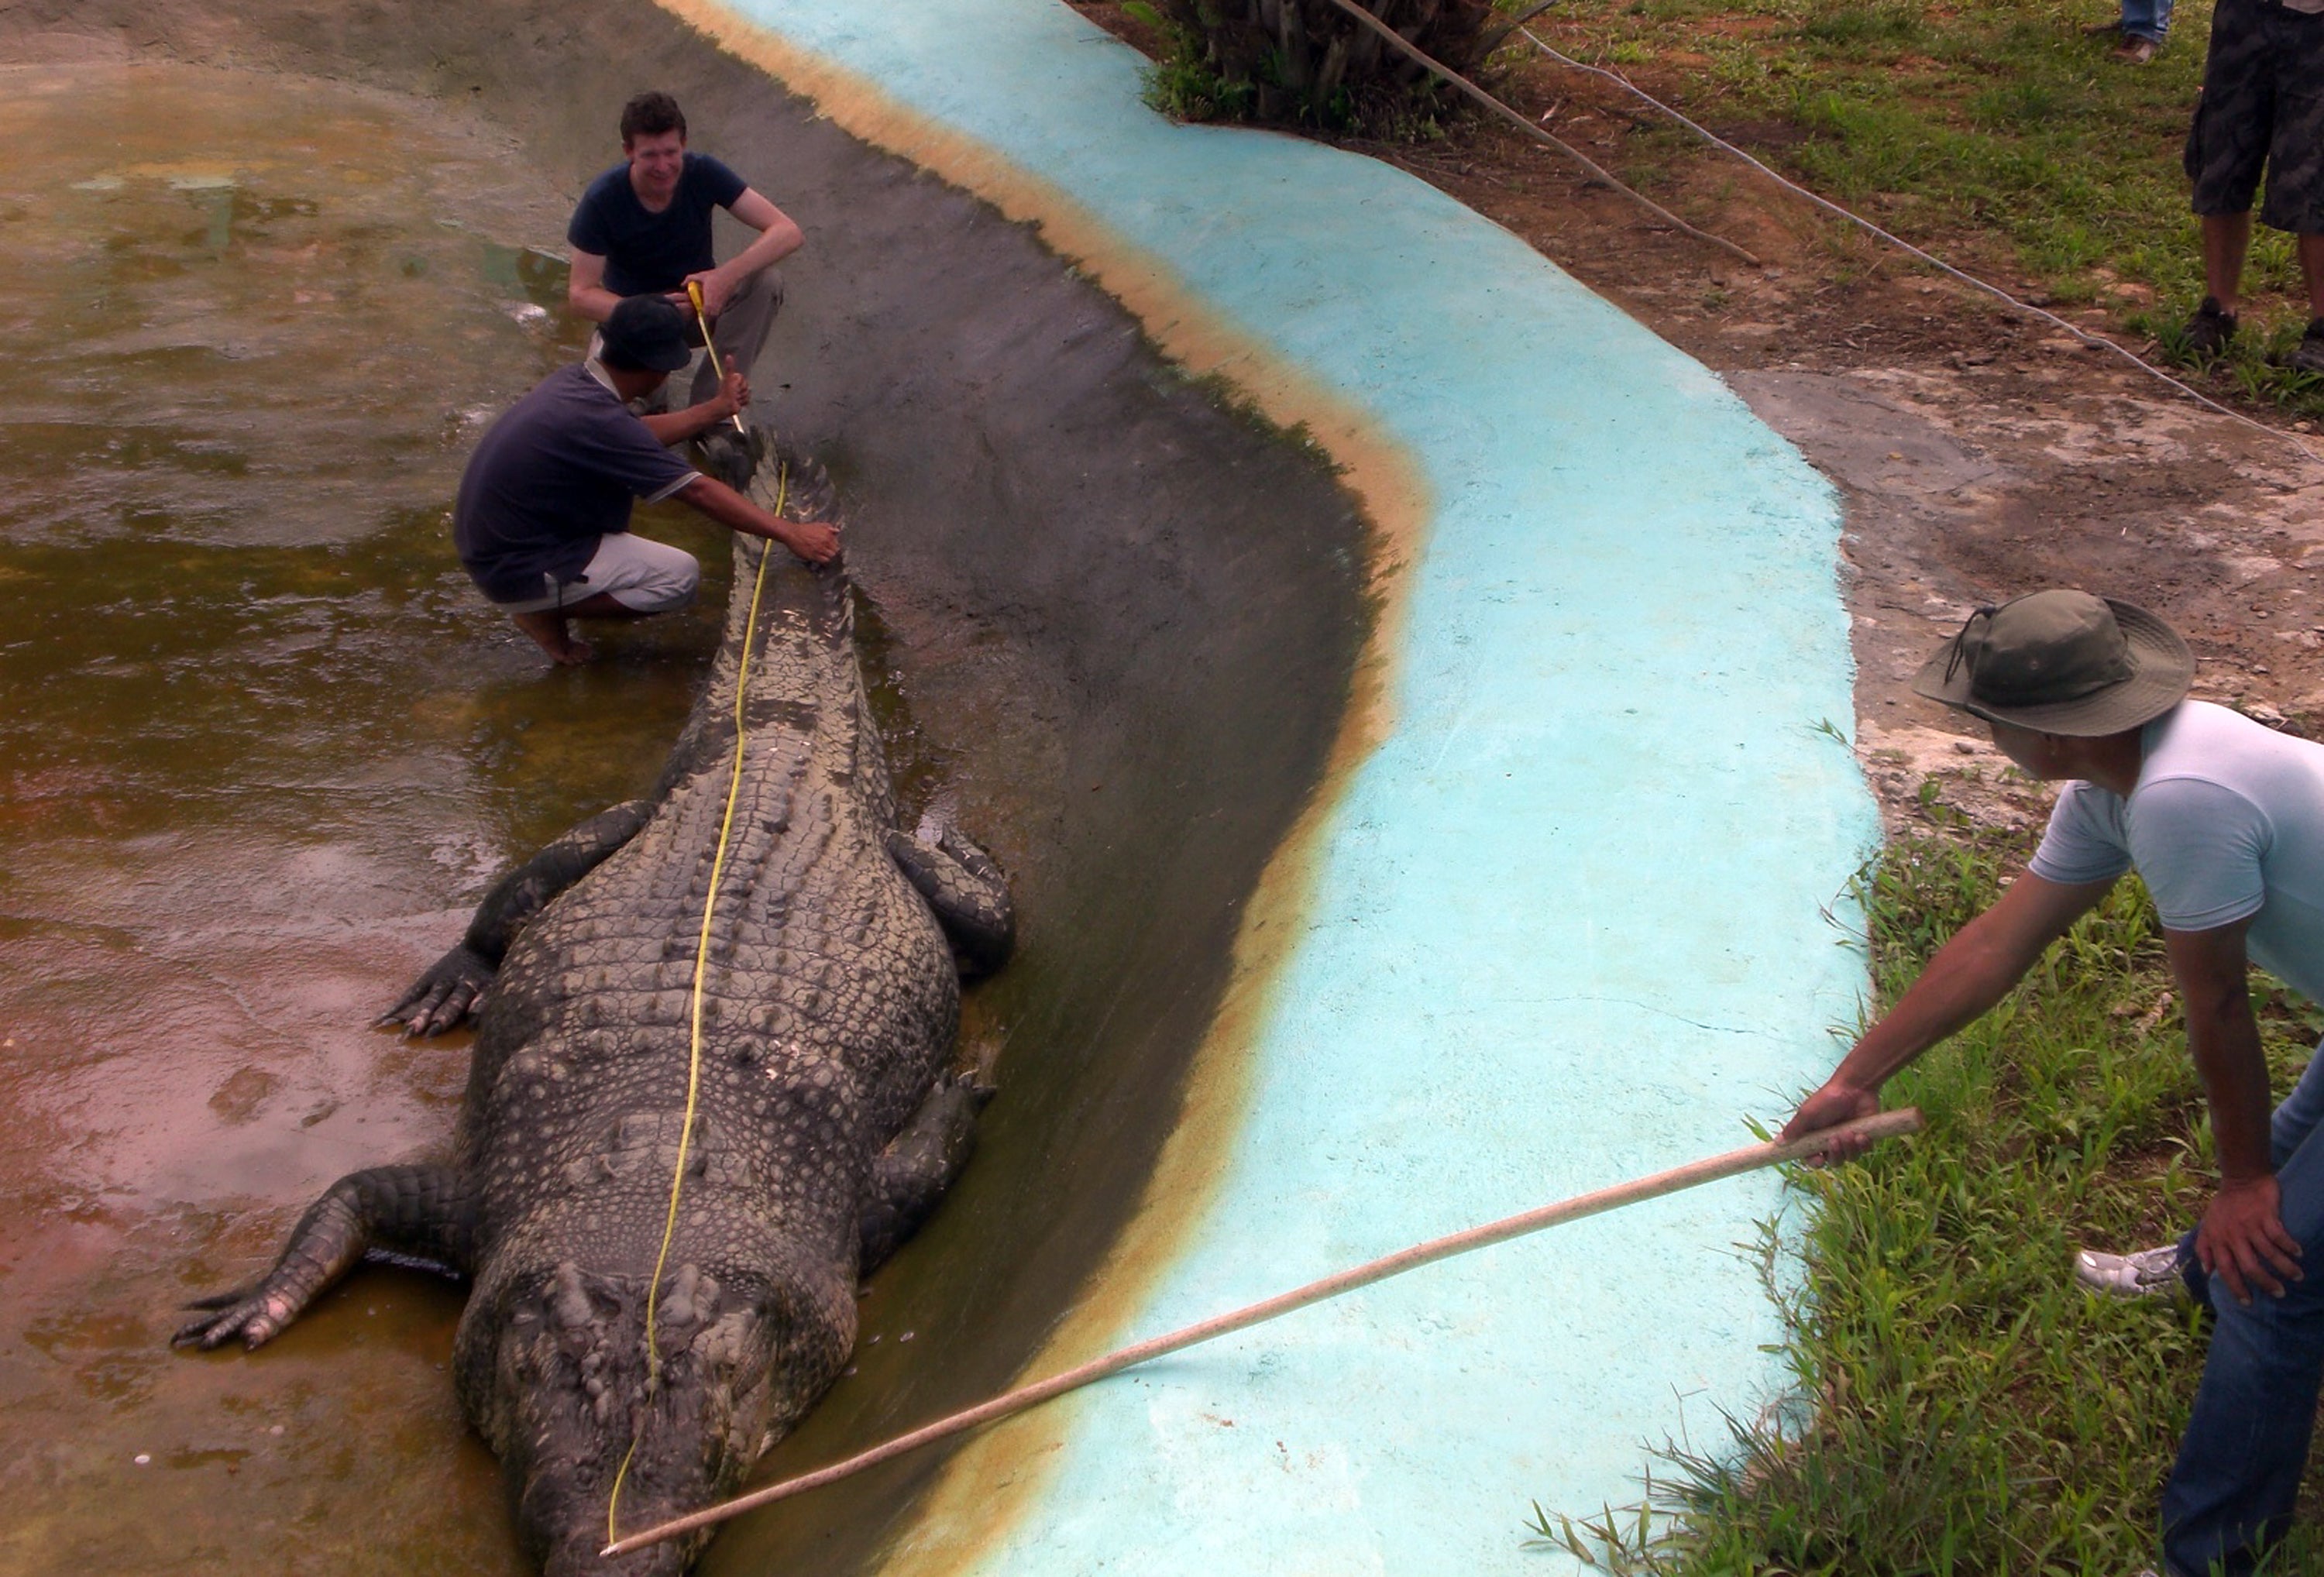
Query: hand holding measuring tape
686 278 749 437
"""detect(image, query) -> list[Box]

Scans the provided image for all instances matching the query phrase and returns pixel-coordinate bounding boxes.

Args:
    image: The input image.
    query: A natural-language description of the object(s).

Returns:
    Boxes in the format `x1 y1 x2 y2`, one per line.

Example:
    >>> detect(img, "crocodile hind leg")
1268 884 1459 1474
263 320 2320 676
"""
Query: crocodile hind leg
858 1076 996 1275
173 1164 476 1350
379 798 655 1037
885 826 1014 977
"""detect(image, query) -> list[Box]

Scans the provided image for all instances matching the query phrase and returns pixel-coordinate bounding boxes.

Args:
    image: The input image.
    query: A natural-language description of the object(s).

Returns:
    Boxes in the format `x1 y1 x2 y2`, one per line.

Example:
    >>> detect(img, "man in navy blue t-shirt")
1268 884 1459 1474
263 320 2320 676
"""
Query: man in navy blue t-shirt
454 294 838 666
566 90 803 413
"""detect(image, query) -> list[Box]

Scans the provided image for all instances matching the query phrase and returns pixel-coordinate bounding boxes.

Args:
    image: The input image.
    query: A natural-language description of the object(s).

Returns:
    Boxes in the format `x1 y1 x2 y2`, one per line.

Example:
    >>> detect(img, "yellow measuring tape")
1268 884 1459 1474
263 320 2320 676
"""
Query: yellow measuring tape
685 279 750 435
607 462 788 1545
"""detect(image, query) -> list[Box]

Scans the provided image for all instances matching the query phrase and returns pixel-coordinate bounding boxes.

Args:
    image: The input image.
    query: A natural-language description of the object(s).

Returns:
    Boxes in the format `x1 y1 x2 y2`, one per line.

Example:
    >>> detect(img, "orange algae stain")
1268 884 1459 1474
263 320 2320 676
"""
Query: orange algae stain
651 0 1429 1565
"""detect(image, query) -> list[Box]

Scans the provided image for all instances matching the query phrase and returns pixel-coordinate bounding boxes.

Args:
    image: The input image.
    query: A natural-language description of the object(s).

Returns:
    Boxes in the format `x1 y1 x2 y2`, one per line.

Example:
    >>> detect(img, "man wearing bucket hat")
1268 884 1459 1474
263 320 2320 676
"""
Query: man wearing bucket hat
453 294 839 665
1782 589 2324 1577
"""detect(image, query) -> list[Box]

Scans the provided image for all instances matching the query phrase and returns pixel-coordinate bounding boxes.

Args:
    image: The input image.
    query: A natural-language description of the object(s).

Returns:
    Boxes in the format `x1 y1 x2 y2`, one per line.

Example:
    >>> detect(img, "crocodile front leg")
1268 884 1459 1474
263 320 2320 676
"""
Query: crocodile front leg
858 1075 996 1274
379 798 654 1036
173 1164 476 1350
885 826 1015 977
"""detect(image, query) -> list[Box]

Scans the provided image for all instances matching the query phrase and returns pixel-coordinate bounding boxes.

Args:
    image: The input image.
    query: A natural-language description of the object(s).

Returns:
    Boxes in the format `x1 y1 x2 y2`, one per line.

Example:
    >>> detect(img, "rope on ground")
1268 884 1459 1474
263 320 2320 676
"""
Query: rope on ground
1314 0 1762 268
600 1106 1925 1558
1518 29 2321 466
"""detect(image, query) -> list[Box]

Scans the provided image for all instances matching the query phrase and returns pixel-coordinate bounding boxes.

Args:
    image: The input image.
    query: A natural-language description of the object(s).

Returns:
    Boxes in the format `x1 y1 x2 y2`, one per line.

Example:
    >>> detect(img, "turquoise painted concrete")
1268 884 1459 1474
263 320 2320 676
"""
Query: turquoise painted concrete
715 2 1877 1569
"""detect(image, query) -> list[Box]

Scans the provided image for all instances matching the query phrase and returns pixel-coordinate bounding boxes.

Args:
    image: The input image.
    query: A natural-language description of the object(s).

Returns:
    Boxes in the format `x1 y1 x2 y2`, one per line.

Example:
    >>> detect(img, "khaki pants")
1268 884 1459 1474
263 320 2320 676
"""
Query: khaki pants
589 267 786 414
492 532 700 615
686 266 784 404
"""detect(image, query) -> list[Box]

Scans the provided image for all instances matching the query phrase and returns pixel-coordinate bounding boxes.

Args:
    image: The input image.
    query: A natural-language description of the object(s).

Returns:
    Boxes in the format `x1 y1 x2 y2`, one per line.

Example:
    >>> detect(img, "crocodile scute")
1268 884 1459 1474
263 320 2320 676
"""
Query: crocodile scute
175 445 1012 1575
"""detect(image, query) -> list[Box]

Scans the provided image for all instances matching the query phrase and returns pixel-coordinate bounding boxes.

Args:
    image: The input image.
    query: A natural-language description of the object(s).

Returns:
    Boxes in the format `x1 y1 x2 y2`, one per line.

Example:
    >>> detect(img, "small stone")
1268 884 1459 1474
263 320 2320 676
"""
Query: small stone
134 1454 151 1465
1953 740 1978 754
899 1331 915 1343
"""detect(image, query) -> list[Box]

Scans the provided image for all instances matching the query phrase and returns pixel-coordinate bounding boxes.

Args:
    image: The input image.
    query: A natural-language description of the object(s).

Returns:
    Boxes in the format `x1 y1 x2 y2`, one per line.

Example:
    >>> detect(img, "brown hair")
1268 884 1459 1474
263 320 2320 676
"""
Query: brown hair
619 91 686 146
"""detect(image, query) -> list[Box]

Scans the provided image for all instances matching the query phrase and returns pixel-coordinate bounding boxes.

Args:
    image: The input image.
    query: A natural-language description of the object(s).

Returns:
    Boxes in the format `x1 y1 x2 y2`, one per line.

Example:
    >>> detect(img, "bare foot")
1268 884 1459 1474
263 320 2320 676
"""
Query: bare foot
511 610 593 665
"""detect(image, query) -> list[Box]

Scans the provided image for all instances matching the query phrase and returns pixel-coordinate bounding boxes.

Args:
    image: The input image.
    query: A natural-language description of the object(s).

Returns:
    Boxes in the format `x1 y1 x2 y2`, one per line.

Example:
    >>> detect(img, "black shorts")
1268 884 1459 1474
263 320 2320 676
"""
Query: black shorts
2183 0 2324 233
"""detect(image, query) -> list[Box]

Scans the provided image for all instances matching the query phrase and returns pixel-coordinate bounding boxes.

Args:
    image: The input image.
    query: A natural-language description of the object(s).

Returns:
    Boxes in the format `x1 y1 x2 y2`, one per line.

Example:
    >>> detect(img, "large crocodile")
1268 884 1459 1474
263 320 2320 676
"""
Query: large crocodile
175 451 1014 1576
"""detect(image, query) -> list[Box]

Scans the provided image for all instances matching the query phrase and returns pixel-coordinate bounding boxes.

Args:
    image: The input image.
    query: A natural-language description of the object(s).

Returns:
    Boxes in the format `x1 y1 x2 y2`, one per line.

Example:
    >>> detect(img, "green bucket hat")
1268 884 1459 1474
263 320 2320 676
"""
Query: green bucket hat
1910 589 2194 737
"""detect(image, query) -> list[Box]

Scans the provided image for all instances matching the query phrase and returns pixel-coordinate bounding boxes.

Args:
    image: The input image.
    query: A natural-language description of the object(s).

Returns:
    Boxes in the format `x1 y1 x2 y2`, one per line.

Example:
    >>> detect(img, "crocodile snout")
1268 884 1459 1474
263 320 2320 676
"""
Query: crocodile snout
483 1260 810 1575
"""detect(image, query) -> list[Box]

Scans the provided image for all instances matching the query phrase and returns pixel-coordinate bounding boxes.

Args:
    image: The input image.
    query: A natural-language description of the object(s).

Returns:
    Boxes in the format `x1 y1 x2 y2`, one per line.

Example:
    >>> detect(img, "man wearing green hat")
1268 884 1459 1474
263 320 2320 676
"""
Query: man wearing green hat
1782 589 2324 1577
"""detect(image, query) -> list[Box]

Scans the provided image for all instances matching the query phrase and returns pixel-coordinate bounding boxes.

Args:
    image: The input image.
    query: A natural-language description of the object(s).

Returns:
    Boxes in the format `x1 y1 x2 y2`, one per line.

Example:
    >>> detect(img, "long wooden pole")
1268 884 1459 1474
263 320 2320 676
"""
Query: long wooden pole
1315 0 1761 267
602 1107 1921 1557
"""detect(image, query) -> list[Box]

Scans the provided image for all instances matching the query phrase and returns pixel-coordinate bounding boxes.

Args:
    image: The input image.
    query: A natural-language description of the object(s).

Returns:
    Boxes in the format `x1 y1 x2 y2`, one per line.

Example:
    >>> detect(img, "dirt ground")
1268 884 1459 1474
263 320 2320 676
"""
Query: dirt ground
1067 1 2324 836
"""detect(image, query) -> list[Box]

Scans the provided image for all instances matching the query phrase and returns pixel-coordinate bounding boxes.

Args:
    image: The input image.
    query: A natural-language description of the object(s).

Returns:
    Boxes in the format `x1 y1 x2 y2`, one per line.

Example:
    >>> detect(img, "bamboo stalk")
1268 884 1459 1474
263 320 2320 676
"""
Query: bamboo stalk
1315 0 1762 266
602 1107 1920 1557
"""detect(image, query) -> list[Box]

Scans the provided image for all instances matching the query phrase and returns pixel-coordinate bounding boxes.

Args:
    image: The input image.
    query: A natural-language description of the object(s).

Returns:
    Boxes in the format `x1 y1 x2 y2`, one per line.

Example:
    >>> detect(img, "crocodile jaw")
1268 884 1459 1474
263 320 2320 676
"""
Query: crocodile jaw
476 1261 792 1575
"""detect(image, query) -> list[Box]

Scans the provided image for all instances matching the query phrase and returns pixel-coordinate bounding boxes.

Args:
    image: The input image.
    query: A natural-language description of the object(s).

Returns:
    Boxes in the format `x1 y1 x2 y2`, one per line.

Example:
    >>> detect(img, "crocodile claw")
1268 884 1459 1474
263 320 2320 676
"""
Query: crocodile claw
172 1284 295 1351
376 943 496 1037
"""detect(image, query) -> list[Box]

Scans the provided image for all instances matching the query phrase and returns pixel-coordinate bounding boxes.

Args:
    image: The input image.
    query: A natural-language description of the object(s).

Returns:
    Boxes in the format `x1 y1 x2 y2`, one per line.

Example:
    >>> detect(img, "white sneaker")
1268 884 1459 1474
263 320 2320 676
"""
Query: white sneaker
2074 1243 2190 1300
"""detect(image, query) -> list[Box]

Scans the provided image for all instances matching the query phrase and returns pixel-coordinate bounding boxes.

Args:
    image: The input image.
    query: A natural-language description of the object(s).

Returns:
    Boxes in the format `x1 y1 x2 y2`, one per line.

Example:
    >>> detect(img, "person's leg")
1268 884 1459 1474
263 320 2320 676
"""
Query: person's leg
2159 1115 2324 1576
568 531 700 616
2257 6 2324 369
2295 236 2324 375
2203 211 2257 316
2251 5 2323 311
2181 0 2271 335
493 535 700 663
2116 0 2168 53
510 607 593 665
2271 1036 2324 1167
689 267 785 404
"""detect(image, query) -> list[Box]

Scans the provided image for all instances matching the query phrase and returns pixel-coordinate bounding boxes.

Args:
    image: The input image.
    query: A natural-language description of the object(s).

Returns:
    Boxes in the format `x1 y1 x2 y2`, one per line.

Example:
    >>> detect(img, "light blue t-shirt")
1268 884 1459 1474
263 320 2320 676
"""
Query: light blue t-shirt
2030 701 2324 1004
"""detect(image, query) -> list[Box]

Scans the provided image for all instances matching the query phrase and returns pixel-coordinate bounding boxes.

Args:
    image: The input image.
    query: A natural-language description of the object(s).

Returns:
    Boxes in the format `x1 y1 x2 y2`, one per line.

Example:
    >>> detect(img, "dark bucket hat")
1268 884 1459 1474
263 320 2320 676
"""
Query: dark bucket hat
1910 589 2193 737
598 293 693 373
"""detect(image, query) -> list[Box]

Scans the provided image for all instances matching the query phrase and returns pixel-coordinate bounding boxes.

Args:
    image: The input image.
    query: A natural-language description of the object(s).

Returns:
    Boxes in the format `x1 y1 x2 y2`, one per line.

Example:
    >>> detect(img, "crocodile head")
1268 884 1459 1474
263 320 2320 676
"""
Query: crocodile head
474 1259 841 1575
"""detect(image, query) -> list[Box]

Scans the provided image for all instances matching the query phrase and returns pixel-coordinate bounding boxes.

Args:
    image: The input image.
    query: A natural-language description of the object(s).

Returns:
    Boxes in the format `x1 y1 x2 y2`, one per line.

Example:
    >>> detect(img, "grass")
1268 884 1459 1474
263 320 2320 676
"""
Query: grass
1532 825 2324 1573
1511 0 2324 417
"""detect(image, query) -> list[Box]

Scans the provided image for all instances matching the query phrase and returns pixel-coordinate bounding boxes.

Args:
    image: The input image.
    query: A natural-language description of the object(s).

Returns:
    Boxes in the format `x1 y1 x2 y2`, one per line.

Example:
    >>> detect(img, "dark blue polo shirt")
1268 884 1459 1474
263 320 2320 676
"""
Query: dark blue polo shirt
566 153 749 297
452 364 698 604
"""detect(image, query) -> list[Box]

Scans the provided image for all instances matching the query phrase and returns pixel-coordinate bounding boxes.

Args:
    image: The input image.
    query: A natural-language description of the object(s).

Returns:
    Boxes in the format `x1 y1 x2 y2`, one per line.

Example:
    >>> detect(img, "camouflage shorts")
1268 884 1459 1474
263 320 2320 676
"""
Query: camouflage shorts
2183 0 2324 232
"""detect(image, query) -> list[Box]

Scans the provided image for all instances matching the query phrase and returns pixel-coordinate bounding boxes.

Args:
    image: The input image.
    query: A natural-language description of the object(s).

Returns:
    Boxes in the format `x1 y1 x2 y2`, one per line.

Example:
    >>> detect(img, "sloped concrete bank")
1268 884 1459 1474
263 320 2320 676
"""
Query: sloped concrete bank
5 2 1370 1571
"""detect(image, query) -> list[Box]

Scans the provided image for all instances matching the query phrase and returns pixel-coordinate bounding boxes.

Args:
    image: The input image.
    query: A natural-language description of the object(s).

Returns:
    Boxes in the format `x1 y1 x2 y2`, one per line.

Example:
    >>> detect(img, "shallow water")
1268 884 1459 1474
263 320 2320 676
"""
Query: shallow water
0 60 761 1572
